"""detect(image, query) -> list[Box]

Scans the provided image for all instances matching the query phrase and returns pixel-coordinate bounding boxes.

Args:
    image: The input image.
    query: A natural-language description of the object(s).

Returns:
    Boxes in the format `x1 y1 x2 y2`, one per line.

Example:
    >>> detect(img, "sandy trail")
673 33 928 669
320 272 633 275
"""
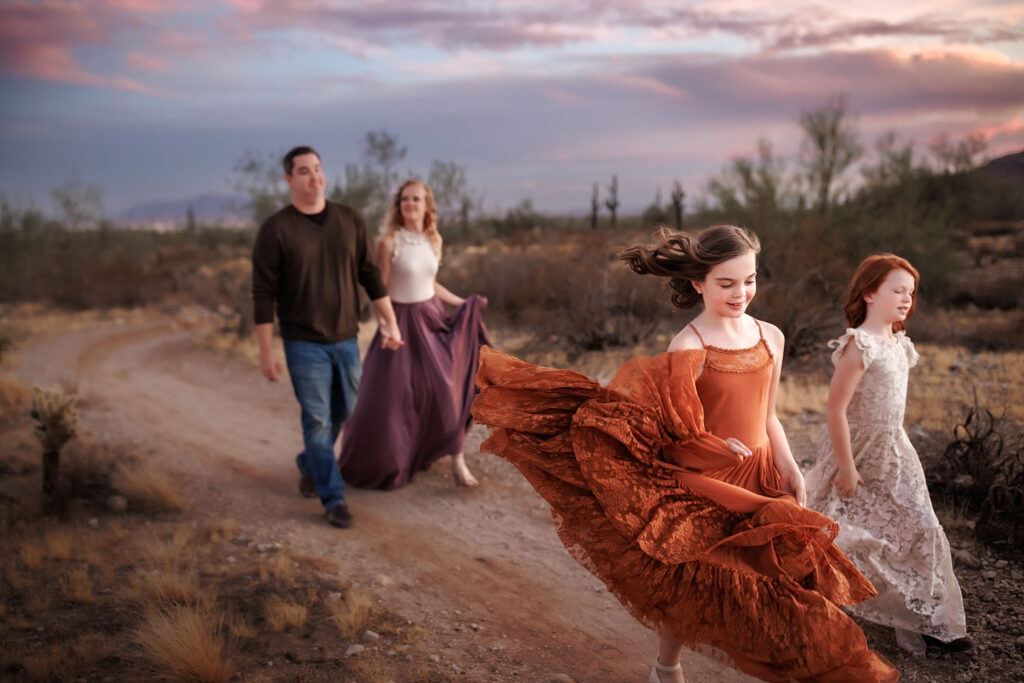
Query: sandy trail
15 317 754 682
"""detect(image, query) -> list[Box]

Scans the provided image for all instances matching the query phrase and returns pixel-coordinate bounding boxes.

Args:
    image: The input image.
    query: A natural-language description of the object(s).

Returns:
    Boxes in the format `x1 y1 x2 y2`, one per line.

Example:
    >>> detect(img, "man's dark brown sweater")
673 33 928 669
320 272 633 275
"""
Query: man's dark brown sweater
252 202 387 343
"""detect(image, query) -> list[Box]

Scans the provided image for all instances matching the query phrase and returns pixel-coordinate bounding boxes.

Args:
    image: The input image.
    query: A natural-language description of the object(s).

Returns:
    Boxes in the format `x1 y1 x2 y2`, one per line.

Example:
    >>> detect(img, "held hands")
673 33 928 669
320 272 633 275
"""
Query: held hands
379 319 405 351
259 350 283 382
835 466 864 499
725 438 753 459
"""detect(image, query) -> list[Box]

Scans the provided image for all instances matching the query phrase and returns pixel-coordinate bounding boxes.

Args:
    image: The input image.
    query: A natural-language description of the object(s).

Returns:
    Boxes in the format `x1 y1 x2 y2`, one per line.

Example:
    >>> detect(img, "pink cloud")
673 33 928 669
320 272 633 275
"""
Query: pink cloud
125 52 171 72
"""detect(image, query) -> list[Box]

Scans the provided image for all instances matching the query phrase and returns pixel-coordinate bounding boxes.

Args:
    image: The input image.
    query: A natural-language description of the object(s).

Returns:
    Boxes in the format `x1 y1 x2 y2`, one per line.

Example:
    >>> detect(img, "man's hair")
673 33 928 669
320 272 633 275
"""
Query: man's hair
283 146 320 176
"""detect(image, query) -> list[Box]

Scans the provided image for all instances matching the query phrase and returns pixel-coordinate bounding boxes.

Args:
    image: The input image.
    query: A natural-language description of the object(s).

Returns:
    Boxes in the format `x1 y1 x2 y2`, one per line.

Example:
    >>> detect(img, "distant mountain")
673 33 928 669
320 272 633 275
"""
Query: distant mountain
118 193 249 227
978 149 1024 184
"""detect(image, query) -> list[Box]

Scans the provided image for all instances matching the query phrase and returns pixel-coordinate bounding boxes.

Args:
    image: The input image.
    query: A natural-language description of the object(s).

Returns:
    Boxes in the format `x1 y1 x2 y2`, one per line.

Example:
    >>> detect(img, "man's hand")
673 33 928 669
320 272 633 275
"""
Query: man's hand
260 349 283 381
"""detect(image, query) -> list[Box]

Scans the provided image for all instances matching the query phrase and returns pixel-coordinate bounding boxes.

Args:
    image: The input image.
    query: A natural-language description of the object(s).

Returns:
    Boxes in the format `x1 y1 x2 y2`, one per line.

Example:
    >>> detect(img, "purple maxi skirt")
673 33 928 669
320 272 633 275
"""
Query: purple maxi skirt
338 294 489 490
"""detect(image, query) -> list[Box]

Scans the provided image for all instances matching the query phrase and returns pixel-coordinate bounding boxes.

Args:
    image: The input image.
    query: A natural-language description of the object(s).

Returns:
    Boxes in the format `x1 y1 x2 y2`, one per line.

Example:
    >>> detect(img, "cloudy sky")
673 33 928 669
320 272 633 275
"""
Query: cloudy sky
1 0 1022 217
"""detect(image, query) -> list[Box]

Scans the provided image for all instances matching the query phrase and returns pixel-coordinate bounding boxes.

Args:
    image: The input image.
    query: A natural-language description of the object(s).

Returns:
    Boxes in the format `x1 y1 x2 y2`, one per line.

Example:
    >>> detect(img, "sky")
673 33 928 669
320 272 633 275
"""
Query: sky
1 0 1023 218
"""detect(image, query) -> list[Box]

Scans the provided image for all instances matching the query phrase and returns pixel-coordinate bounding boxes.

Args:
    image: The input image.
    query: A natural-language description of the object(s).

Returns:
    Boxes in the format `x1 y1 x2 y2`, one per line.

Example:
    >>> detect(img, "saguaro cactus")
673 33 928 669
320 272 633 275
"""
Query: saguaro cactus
605 175 620 228
590 183 600 229
671 180 686 230
31 385 78 513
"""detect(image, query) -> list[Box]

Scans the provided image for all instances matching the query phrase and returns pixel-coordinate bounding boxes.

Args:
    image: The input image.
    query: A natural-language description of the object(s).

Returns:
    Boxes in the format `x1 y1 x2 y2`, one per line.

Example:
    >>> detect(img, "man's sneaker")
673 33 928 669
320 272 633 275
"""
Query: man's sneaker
326 502 354 528
297 455 316 498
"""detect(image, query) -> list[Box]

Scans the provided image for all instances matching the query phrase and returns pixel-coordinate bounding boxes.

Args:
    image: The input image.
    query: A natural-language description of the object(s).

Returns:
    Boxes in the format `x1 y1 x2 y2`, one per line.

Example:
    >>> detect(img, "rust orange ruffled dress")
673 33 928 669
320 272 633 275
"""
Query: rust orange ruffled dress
472 331 898 682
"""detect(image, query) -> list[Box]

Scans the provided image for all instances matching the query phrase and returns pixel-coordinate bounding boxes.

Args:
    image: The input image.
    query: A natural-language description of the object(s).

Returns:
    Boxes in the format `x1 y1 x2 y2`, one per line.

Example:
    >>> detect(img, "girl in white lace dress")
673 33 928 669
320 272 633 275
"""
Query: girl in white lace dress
805 254 970 655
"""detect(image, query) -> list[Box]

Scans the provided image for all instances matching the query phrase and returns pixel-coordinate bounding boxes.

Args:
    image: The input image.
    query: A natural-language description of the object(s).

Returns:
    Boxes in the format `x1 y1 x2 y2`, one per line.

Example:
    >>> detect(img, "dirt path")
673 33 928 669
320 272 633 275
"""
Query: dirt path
14 317 754 682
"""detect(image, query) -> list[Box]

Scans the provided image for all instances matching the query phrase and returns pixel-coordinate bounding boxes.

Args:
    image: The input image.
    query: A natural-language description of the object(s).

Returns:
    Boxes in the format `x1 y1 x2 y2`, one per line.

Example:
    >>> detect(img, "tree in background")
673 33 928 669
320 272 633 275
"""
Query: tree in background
798 95 863 215
232 149 291 227
51 172 104 231
428 160 479 239
605 174 620 228
705 138 789 236
930 132 988 175
331 130 408 231
641 187 667 227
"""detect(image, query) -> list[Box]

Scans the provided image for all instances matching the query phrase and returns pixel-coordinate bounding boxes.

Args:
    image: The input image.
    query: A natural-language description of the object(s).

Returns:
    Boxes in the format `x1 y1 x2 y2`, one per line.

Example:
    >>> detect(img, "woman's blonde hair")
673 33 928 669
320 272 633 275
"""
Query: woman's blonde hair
382 179 442 257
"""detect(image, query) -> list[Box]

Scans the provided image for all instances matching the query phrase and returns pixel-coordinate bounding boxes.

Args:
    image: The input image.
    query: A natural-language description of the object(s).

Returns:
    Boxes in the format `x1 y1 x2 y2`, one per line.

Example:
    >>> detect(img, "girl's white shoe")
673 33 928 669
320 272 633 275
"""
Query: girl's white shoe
649 659 683 683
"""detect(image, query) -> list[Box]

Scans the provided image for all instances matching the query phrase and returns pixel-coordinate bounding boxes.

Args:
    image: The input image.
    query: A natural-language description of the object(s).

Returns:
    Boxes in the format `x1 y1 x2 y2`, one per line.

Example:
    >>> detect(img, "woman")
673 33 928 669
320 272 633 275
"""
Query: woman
338 180 489 490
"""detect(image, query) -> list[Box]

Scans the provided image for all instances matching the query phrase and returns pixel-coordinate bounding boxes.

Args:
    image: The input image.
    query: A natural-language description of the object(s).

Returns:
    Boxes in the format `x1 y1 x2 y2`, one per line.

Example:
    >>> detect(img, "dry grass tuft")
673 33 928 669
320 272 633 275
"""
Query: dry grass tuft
206 517 239 543
0 371 28 424
21 645 76 683
133 605 234 683
19 539 46 569
327 589 375 639
126 568 203 607
224 609 257 639
110 460 188 512
776 376 829 417
60 566 96 604
44 527 76 560
23 589 55 617
346 651 400 683
258 552 295 582
263 595 309 631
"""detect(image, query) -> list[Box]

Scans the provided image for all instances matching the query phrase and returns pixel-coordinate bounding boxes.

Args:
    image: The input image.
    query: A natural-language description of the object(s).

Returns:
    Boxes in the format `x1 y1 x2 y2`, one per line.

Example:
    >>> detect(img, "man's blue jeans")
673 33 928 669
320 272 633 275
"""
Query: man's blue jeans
283 337 361 509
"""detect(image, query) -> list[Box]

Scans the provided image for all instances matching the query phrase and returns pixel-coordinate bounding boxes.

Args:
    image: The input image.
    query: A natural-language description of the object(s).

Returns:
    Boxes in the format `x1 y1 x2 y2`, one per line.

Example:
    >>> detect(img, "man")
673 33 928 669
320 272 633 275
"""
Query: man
252 146 402 528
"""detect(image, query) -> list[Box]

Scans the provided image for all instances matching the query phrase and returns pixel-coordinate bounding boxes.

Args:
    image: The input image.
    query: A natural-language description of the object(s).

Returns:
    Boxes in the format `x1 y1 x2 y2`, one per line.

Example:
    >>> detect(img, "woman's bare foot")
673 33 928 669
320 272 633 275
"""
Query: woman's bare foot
452 453 479 487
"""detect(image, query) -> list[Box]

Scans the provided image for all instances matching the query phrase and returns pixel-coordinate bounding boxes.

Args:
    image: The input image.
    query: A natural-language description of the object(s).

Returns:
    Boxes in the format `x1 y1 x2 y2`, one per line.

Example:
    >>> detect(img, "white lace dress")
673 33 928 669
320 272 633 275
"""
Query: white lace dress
805 328 967 642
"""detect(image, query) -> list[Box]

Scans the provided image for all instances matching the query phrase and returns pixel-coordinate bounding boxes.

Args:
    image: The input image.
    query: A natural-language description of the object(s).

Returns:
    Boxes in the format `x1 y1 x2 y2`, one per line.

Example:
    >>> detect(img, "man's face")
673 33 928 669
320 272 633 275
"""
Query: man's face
285 153 326 205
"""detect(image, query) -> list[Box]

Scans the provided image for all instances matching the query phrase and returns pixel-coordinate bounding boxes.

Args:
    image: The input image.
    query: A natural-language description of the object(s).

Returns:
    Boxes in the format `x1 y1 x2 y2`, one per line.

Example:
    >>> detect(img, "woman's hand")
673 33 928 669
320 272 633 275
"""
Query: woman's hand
834 465 863 499
778 464 807 507
725 438 752 459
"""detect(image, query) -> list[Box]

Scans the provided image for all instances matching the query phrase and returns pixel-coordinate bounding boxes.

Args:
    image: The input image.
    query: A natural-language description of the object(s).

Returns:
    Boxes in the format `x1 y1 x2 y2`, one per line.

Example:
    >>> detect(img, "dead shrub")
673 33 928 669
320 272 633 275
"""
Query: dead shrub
133 605 234 683
927 393 1024 550
263 595 309 631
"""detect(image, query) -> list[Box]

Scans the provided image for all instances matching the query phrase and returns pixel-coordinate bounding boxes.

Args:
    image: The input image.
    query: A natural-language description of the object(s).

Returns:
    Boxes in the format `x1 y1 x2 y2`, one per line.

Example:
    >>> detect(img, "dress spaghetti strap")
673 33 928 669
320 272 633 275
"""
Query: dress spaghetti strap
687 324 707 348
753 319 764 340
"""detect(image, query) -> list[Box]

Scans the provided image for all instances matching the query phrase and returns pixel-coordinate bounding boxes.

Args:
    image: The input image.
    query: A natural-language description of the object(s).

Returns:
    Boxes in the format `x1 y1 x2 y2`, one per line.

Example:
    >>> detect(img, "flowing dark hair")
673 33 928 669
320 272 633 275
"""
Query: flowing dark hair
618 225 761 309
844 254 919 332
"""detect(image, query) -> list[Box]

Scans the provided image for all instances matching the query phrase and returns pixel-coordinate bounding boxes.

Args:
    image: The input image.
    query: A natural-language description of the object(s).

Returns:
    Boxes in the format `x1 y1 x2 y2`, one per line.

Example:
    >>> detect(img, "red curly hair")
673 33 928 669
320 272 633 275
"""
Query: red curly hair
844 254 920 332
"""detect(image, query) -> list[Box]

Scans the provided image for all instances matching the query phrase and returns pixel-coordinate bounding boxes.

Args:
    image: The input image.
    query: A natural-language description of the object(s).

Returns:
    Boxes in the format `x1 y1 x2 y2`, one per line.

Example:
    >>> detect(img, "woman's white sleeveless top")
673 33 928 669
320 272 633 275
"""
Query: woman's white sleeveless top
388 229 438 303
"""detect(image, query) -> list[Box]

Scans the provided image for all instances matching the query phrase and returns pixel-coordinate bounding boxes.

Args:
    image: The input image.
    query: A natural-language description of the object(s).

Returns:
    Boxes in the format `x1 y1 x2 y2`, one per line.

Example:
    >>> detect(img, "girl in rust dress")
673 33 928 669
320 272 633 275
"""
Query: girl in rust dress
472 225 898 682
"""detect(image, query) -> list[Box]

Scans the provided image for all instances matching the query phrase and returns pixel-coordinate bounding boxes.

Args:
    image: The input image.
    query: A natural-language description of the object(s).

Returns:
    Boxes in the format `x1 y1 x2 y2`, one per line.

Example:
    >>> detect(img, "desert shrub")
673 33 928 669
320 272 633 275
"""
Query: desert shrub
911 306 1024 352
927 394 1024 550
0 226 253 310
442 231 667 354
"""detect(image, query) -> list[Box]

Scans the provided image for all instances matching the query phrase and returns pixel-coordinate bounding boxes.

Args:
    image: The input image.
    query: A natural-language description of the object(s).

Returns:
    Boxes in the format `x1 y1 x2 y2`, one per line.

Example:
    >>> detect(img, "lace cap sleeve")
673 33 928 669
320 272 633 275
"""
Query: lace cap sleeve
828 328 876 370
898 331 919 368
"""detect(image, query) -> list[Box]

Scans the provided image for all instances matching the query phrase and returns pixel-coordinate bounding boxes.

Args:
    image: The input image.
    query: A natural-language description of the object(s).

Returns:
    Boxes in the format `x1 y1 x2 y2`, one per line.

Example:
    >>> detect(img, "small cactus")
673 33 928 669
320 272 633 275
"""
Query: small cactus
604 175 620 228
31 384 78 513
671 180 686 230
